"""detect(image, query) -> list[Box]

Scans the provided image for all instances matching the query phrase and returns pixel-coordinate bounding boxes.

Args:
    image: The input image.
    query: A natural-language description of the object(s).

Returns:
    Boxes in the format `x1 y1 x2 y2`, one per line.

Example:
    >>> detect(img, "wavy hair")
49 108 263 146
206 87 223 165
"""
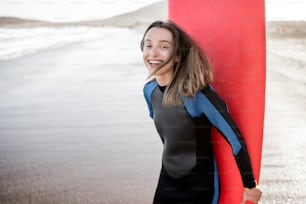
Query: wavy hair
140 20 213 106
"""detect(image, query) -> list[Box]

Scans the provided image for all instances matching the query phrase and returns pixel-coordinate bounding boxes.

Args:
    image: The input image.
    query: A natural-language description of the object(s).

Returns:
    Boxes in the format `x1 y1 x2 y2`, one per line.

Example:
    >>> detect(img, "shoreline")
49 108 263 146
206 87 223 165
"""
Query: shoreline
0 1 167 30
1 0 306 37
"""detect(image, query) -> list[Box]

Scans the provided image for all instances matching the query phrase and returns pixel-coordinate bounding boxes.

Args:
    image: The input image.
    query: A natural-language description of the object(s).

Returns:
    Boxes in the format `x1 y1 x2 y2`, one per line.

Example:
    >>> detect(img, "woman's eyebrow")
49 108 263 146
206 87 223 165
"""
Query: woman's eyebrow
160 40 171 43
144 39 172 44
145 39 171 42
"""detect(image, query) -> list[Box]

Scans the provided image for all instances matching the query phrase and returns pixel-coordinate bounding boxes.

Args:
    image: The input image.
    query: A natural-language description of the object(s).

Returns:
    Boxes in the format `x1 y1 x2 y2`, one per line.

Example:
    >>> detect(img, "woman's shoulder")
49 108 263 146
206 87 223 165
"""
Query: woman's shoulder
144 79 157 86
199 85 227 107
143 79 158 97
199 85 215 95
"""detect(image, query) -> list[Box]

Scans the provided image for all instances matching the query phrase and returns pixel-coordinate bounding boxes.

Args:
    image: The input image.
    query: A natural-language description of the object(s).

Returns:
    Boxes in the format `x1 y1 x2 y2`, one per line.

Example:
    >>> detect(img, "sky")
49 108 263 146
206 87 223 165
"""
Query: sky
0 0 162 22
0 0 306 22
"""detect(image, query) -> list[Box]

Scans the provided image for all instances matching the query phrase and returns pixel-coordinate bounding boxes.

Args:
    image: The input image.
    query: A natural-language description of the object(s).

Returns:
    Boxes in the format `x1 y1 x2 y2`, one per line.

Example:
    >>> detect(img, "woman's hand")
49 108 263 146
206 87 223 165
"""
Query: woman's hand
241 187 262 204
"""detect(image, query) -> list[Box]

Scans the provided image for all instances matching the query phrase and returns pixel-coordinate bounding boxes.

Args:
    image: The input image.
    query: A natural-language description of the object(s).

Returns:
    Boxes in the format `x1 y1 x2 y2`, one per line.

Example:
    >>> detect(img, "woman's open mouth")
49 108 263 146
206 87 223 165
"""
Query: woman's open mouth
148 60 163 68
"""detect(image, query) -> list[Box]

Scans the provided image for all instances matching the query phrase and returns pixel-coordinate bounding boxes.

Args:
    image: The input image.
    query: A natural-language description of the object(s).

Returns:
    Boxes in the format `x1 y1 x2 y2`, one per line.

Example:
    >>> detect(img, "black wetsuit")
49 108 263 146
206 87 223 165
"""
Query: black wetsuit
143 80 256 204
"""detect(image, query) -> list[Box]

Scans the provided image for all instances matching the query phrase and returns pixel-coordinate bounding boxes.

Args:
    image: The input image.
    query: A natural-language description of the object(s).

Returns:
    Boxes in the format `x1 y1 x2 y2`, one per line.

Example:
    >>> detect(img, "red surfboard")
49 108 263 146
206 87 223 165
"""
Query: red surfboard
169 1 266 203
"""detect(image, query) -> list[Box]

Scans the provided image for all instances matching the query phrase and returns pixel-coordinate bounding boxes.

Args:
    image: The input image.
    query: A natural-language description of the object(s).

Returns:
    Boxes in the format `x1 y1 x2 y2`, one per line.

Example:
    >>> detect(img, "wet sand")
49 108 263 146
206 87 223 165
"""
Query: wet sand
0 29 162 204
260 35 306 203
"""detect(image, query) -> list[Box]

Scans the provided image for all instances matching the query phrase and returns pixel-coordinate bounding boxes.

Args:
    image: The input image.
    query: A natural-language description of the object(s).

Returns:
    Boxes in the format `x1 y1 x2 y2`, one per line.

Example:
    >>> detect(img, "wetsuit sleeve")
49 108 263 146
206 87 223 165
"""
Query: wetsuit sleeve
143 80 158 118
201 87 256 188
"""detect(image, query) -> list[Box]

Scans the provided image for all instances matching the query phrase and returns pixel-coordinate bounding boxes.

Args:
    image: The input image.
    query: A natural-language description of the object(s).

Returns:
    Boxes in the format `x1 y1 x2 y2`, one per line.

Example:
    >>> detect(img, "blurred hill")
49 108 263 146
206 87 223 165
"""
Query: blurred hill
0 1 167 30
1 1 306 36
267 21 306 37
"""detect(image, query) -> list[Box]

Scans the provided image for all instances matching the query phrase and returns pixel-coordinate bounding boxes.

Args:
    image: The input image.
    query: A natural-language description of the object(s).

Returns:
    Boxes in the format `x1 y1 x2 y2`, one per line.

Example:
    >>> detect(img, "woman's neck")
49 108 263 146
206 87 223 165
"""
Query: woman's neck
156 77 169 86
155 71 173 86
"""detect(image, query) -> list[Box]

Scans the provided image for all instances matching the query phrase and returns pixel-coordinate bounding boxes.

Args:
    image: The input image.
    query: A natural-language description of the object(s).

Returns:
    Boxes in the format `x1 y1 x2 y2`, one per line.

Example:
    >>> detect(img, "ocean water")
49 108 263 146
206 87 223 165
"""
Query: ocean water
0 27 136 61
1 0 306 61
0 0 161 60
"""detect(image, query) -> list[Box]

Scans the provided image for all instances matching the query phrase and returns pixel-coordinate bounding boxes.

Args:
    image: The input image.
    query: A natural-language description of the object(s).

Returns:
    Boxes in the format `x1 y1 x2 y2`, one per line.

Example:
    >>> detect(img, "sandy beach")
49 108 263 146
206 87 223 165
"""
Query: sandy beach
1 1 306 203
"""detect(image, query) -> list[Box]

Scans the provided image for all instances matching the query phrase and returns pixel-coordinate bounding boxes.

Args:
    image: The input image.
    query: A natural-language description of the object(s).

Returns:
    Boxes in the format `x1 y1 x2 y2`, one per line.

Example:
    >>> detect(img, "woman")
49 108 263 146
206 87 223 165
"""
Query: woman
141 20 262 204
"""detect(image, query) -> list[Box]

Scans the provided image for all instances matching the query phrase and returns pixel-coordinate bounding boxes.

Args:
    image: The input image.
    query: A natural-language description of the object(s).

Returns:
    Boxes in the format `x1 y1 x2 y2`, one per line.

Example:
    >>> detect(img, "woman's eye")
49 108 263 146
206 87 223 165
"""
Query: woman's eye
161 45 169 49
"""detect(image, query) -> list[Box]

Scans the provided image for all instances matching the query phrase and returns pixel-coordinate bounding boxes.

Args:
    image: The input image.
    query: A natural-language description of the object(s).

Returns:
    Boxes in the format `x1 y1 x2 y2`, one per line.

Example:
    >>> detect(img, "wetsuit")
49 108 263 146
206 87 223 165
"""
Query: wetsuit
143 80 256 204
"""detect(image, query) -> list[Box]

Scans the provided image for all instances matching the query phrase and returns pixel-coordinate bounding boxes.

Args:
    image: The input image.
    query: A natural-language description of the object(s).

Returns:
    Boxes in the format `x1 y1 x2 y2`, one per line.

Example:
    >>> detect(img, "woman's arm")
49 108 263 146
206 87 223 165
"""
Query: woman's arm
200 86 256 188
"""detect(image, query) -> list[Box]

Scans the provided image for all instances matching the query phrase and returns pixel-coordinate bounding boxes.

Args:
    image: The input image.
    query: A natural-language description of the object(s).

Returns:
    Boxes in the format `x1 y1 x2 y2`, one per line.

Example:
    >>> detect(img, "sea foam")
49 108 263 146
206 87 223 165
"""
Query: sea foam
0 26 133 61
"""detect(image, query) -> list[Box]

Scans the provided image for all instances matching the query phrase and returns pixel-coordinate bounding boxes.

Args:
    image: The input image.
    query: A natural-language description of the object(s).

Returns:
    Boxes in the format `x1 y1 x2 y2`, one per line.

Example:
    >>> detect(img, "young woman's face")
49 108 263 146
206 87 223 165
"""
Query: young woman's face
142 27 176 82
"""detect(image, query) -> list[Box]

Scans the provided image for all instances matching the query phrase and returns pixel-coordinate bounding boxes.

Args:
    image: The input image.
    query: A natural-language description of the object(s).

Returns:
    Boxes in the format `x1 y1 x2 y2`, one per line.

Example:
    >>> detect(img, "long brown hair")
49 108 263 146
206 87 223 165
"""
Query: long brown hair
140 20 213 106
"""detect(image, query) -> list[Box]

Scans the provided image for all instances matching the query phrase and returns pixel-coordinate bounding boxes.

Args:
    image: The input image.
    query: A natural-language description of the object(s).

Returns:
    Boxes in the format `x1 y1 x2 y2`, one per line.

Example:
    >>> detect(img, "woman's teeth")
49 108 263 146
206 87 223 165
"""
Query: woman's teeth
149 60 162 65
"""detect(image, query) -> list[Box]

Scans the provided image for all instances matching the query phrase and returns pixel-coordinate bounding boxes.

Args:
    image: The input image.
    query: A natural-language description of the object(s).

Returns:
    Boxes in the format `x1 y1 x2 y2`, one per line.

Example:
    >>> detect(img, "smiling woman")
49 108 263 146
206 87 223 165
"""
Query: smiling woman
141 21 213 107
142 27 177 86
141 20 262 204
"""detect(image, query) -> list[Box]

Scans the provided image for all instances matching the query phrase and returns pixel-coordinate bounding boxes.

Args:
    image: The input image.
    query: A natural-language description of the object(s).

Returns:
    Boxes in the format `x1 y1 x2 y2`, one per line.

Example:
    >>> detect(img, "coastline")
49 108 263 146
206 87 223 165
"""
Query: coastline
1 1 306 37
0 1 167 30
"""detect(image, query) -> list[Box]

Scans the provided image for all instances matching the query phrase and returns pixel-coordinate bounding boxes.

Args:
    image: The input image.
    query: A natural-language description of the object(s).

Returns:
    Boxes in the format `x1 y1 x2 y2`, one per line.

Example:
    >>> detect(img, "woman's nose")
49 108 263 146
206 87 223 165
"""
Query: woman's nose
149 46 159 56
